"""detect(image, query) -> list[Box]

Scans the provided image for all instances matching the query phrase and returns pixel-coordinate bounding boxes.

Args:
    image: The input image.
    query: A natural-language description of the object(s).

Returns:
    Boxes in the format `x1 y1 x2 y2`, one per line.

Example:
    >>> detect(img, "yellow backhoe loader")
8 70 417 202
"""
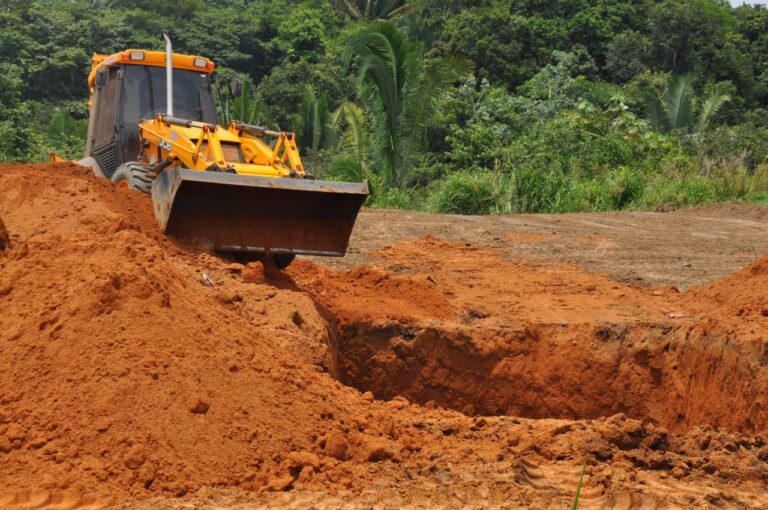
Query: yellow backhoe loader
73 35 368 269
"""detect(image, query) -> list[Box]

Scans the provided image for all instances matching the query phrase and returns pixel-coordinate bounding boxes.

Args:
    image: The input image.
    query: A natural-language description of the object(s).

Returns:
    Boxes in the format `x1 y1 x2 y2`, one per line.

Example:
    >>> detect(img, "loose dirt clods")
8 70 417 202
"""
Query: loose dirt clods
1 163 768 509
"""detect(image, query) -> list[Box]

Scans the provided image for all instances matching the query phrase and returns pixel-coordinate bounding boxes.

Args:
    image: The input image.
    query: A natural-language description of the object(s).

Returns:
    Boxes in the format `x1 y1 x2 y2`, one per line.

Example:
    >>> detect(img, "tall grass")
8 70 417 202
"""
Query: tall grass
420 162 768 215
429 171 497 214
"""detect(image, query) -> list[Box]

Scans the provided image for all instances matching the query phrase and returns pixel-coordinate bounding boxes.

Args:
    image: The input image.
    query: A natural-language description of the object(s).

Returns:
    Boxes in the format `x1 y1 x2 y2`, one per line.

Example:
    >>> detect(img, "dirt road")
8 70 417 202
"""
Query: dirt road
1 164 768 510
324 205 768 288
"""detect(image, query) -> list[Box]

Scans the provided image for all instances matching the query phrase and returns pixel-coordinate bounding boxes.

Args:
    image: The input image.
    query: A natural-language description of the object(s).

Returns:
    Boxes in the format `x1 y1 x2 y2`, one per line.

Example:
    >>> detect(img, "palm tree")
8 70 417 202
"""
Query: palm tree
648 73 731 133
330 0 405 20
344 22 467 186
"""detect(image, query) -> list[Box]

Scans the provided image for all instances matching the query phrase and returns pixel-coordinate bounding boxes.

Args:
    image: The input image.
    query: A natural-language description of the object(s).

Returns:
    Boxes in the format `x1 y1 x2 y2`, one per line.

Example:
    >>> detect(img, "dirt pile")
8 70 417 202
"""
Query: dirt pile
0 163 351 503
1 163 767 509
684 254 768 328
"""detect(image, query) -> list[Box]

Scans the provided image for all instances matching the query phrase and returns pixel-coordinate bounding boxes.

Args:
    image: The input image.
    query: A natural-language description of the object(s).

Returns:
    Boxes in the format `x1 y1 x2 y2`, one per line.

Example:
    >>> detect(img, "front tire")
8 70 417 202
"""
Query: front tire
111 162 155 193
271 253 296 270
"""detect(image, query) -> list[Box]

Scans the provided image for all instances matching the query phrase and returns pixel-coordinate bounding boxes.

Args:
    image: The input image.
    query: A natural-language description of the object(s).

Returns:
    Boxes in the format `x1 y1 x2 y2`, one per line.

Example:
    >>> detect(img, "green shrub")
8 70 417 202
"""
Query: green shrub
606 166 645 209
429 171 497 215
508 166 569 213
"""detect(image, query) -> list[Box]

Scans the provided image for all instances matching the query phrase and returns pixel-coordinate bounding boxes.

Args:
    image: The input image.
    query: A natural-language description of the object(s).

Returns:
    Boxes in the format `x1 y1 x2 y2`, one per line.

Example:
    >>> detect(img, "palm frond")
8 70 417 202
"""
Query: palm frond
696 90 731 133
328 158 364 181
664 73 696 131
330 102 371 165
330 0 364 19
300 86 329 151
226 78 261 125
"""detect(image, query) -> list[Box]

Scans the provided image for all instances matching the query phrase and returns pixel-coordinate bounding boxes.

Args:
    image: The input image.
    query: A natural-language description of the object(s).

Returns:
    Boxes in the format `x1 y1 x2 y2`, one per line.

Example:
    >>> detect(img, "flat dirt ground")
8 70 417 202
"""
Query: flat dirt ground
2 164 768 510
325 205 768 288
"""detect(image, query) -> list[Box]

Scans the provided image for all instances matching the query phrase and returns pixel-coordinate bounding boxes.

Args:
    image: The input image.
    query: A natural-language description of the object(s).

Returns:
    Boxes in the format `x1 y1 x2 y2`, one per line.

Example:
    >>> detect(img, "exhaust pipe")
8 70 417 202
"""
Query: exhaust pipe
163 33 173 116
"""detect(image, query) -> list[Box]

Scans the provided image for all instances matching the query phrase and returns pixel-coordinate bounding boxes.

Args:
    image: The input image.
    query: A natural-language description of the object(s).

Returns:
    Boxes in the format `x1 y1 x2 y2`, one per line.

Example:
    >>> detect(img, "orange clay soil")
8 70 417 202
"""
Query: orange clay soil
0 163 767 509
289 237 768 433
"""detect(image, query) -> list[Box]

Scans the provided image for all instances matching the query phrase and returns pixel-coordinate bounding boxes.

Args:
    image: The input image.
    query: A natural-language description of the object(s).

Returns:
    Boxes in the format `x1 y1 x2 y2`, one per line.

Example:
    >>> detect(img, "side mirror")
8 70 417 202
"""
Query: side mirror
95 67 108 88
230 77 242 98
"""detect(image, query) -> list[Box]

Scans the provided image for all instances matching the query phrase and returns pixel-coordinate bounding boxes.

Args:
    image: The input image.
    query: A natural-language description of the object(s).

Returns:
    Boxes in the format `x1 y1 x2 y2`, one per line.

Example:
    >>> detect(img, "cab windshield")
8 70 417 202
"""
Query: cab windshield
122 65 218 125
118 64 219 162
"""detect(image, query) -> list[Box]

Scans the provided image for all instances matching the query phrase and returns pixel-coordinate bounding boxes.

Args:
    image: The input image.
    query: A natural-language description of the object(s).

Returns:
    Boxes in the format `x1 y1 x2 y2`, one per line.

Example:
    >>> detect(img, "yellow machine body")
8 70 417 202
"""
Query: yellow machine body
78 48 368 259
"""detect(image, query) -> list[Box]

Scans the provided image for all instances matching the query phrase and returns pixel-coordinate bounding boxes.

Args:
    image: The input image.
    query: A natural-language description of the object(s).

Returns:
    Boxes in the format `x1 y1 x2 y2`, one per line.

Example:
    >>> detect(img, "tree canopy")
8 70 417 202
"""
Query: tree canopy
1 0 767 213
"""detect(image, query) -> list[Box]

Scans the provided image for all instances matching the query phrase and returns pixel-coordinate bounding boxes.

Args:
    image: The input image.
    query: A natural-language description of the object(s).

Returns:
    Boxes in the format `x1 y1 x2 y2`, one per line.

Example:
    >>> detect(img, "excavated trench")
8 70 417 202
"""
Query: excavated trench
288 236 768 436
323 317 768 434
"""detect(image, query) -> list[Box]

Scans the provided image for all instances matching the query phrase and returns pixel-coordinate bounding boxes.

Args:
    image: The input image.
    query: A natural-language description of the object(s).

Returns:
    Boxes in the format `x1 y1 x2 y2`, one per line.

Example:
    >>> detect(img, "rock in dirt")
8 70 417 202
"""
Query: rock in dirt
286 451 320 476
0 436 13 453
243 262 266 284
94 417 112 432
222 263 245 273
324 430 350 460
124 445 147 469
364 438 400 462
188 399 210 414
267 473 295 492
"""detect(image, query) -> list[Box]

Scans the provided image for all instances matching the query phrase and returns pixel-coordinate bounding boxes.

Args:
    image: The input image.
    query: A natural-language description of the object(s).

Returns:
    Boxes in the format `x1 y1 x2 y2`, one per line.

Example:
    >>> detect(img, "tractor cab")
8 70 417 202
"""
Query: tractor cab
85 50 217 178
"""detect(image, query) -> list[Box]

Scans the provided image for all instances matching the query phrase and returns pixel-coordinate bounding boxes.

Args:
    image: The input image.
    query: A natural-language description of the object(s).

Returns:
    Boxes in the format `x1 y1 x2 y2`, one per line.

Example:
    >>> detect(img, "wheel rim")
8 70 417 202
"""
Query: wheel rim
116 179 129 189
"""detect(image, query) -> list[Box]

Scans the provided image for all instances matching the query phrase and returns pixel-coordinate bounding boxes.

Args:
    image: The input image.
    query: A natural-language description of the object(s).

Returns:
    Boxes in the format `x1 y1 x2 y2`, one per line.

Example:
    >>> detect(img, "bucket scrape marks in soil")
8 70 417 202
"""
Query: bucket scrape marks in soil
0 491 107 510
289 236 768 434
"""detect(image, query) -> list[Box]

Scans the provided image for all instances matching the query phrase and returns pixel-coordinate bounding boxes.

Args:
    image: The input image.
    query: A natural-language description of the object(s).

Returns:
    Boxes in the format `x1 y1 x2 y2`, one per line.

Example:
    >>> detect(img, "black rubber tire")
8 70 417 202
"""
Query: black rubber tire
271 253 296 270
111 161 155 193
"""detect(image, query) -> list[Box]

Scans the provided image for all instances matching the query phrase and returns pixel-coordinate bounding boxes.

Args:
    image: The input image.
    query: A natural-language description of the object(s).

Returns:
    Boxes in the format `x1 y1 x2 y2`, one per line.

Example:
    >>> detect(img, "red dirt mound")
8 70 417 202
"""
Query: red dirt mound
0 164 363 503
1 163 767 509
683 254 768 326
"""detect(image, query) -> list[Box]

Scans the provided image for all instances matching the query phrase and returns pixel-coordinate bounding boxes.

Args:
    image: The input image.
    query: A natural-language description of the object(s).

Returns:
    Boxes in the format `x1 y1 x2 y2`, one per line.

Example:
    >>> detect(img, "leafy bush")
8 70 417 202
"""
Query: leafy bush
508 167 568 213
430 171 497 215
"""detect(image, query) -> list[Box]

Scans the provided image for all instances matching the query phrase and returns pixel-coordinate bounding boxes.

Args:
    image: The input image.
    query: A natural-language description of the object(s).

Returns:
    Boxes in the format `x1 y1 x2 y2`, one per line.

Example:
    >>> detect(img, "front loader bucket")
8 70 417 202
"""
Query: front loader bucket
151 169 369 256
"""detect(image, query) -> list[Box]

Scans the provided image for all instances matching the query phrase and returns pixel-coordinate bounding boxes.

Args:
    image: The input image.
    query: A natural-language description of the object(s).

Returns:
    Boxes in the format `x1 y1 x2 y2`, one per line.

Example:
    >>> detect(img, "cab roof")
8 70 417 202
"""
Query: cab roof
88 50 215 88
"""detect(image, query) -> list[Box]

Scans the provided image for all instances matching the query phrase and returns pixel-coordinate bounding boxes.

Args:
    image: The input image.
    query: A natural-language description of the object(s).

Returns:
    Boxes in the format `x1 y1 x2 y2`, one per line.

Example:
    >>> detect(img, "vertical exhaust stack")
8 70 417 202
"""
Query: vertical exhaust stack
163 33 173 116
